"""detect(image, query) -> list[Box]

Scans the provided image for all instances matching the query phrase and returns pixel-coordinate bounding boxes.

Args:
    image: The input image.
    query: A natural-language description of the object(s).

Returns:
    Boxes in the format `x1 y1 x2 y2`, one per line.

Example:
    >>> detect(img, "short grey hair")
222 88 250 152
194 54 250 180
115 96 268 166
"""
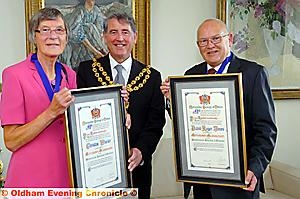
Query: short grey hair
103 10 136 33
28 7 68 44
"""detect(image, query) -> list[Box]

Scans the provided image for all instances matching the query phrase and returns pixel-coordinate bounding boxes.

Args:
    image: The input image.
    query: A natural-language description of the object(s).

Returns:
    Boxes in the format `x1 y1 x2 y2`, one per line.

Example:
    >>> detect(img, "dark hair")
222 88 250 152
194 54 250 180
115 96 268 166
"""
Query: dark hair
28 7 68 44
103 10 136 33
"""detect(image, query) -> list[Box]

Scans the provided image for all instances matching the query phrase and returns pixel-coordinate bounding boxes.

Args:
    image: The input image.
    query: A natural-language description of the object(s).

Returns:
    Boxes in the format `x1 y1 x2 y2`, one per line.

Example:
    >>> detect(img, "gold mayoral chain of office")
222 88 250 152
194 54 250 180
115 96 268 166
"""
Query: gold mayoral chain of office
91 58 151 107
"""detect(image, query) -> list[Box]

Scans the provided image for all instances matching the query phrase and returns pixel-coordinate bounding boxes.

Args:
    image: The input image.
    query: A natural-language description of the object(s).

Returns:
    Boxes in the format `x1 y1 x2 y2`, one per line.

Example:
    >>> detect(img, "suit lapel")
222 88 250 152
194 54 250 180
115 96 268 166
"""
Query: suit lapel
101 55 113 79
60 67 68 88
128 59 143 82
28 56 48 95
199 62 207 74
227 54 241 73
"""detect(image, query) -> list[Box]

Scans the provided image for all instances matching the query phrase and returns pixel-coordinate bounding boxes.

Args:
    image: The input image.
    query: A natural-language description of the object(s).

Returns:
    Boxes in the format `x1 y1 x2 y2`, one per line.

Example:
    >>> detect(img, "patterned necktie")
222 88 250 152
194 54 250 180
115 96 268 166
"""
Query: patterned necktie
114 64 125 85
208 68 217 74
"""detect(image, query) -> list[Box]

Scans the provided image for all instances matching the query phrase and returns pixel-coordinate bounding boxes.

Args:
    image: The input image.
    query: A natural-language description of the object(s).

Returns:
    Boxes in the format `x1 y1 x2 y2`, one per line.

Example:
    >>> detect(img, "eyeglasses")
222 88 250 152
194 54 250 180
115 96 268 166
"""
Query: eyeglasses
35 27 66 36
197 34 229 47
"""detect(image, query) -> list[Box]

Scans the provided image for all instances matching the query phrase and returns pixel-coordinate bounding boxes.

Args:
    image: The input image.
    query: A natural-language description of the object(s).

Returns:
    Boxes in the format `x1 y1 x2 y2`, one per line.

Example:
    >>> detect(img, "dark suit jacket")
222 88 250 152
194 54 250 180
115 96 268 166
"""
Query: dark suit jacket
184 54 277 198
77 55 166 188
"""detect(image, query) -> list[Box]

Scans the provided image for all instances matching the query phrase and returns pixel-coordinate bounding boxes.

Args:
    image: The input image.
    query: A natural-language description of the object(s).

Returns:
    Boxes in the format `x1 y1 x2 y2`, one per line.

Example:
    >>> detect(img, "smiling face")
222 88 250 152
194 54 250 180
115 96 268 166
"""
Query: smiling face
34 17 67 59
103 18 137 63
197 19 233 67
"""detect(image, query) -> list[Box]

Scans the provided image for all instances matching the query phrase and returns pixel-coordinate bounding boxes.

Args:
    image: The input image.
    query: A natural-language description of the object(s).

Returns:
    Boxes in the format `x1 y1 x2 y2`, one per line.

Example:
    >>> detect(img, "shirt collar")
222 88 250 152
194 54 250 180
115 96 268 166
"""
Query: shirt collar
207 51 231 73
109 54 132 73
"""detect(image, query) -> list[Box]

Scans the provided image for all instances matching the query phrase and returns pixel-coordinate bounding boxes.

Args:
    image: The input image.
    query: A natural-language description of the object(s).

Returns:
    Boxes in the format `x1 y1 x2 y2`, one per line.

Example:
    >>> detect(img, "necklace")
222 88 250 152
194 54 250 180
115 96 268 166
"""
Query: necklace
31 53 62 101
92 58 152 108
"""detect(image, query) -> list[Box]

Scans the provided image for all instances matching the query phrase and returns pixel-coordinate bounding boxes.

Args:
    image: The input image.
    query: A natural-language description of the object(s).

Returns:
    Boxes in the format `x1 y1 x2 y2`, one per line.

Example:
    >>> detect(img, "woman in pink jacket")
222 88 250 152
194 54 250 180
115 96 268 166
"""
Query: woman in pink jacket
0 7 76 187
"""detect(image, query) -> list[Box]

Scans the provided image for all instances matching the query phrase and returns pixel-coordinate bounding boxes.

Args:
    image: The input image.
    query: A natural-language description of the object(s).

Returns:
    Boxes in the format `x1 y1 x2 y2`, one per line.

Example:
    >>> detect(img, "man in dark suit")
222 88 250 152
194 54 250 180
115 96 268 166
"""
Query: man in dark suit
161 18 277 199
76 10 165 199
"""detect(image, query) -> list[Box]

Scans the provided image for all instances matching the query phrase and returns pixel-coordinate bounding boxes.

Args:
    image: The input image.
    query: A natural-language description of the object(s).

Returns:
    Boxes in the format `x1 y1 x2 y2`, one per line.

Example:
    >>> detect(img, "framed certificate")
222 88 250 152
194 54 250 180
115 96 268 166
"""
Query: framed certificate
169 73 247 188
65 85 131 188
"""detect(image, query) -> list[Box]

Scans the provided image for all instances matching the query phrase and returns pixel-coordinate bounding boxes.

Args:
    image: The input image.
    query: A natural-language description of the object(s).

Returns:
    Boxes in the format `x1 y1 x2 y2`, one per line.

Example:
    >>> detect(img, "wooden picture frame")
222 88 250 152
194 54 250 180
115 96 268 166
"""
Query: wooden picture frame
65 85 131 188
25 0 150 67
169 73 247 187
216 0 300 99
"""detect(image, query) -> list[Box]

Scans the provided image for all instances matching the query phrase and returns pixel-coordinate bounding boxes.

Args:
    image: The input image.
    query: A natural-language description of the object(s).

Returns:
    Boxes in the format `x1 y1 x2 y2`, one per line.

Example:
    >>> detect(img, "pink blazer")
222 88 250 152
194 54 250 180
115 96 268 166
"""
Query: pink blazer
0 54 76 187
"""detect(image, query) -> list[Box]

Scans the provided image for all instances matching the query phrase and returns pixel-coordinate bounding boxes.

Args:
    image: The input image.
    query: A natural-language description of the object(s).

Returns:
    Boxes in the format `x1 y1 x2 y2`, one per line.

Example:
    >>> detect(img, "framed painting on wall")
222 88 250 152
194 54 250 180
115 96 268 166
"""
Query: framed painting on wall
25 0 150 70
217 0 300 99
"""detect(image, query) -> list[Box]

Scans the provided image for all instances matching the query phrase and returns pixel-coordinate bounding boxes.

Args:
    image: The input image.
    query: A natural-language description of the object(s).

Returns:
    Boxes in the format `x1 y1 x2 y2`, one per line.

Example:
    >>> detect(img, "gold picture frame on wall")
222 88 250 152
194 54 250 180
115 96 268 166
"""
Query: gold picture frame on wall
216 0 300 100
25 0 150 67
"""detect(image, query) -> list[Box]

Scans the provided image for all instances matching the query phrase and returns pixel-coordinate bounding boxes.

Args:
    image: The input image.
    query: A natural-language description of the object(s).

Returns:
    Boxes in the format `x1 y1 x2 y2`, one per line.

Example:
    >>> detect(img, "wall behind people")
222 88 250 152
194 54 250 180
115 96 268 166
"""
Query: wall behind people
151 0 216 152
0 0 299 179
0 1 26 81
151 0 214 76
